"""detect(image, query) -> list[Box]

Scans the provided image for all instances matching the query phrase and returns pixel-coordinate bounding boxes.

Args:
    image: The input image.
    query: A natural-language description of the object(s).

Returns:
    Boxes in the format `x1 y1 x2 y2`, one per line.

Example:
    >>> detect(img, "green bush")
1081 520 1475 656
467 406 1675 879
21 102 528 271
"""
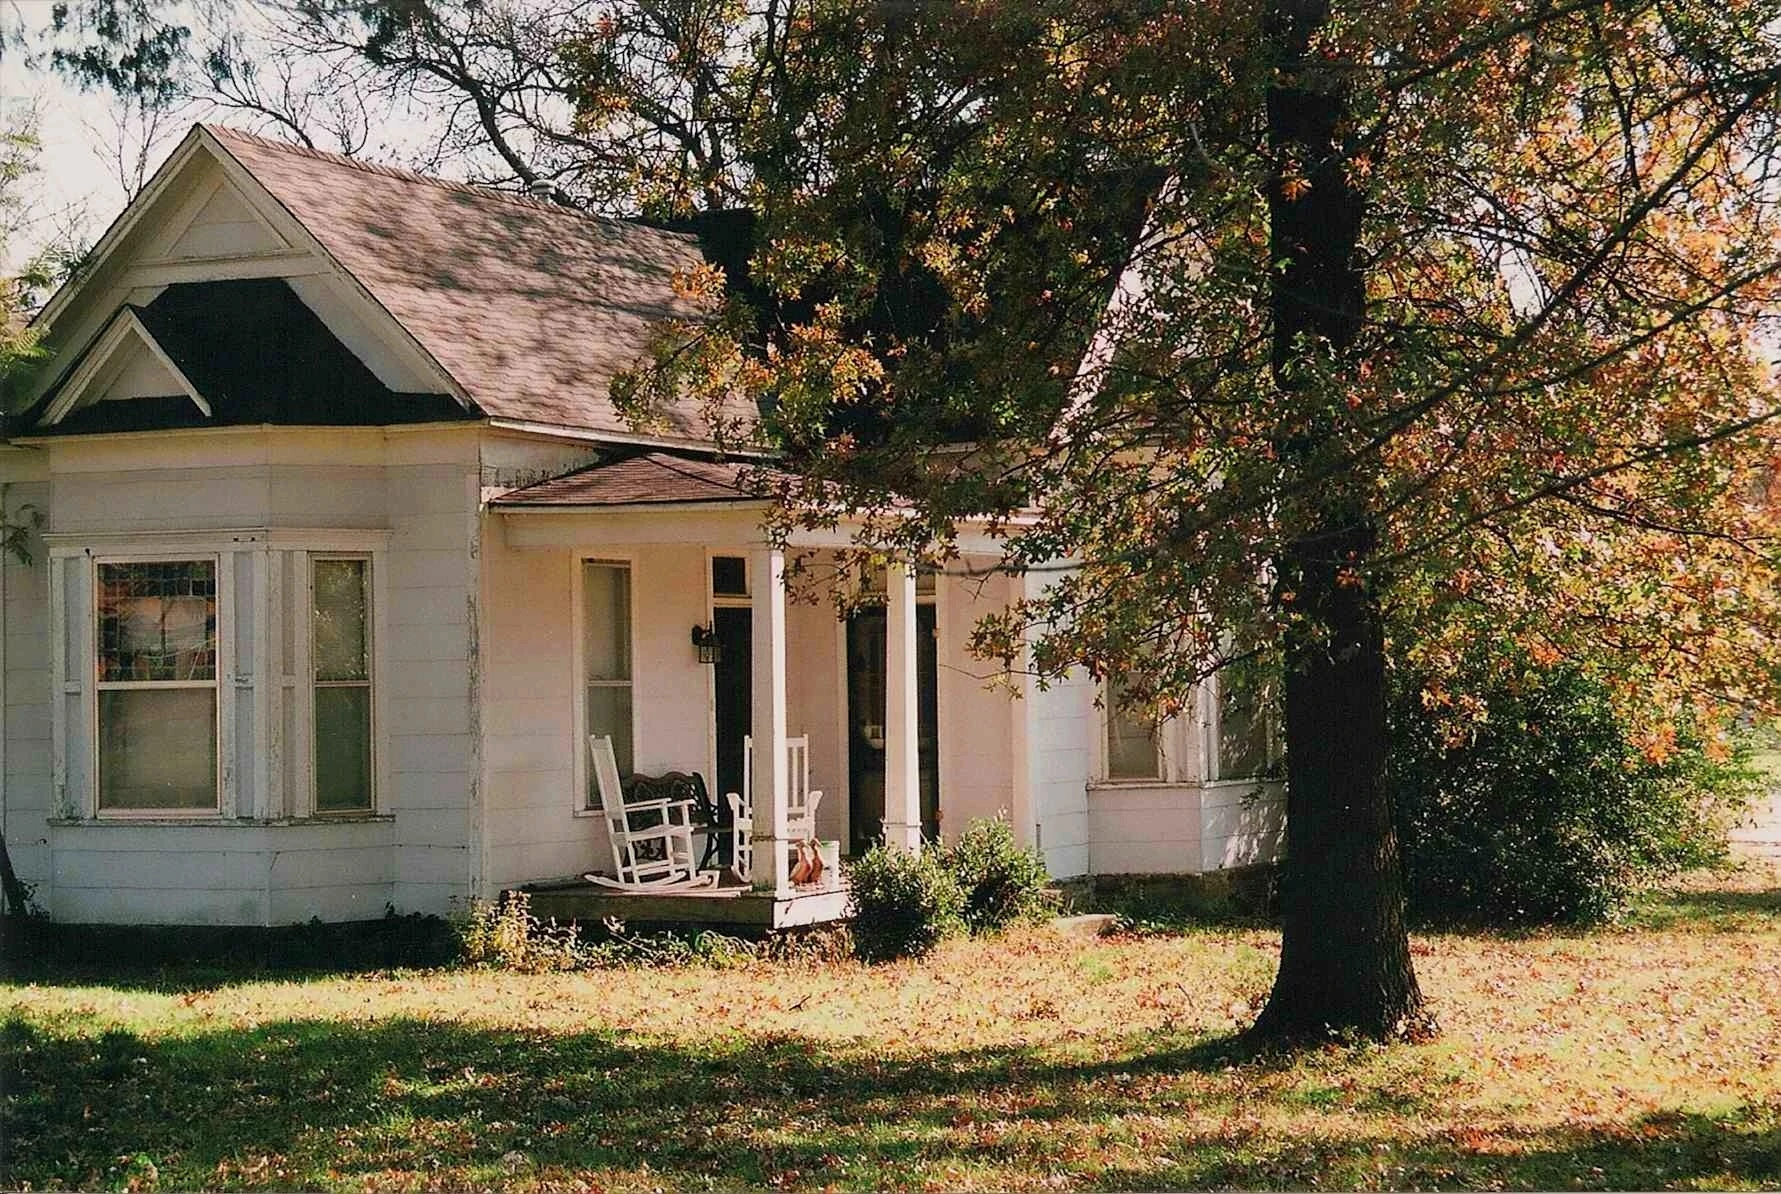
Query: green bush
457 891 584 972
458 894 767 971
1390 667 1759 926
846 842 965 961
943 816 1054 934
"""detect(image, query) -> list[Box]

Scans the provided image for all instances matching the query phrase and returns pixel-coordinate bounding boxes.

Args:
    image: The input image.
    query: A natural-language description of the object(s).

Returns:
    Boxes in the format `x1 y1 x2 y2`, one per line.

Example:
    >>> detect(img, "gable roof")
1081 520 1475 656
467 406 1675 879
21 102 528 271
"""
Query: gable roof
200 125 751 441
18 123 748 443
29 278 469 435
491 451 780 508
202 126 745 441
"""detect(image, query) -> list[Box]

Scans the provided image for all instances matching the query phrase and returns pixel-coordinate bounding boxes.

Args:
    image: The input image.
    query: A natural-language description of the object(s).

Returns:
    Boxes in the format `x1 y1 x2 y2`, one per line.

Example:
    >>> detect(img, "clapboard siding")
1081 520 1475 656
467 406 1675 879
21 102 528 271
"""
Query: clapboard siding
52 886 266 926
384 458 479 914
1088 779 1284 876
1019 560 1099 879
2 471 52 908
6 428 483 925
934 561 1017 843
1732 769 1781 859
1031 672 1095 878
478 524 586 892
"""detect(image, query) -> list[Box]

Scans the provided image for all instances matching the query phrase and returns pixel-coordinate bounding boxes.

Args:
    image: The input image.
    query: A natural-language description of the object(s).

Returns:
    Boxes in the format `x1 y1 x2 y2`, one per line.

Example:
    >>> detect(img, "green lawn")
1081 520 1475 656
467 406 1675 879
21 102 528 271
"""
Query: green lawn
5 863 1780 1192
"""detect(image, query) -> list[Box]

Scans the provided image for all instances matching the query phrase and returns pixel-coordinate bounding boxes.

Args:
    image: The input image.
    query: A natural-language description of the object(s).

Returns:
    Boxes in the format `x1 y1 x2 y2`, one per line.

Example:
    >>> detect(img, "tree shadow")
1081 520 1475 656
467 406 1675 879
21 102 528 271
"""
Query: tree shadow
1089 1108 1781 1190
7 1013 1773 1190
1624 884 1781 932
0 1015 1347 1189
0 914 459 993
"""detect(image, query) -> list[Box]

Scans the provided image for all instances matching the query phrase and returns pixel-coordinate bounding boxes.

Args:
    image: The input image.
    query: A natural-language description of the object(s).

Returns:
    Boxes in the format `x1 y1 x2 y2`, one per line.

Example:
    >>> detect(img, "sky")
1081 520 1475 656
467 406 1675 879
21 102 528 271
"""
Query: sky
1 0 453 274
3 21 147 270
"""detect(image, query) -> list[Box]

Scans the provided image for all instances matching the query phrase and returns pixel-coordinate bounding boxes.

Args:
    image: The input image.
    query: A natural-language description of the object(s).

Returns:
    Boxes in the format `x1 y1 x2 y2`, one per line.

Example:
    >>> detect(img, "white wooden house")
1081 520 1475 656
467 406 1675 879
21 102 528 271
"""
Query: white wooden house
0 125 1281 926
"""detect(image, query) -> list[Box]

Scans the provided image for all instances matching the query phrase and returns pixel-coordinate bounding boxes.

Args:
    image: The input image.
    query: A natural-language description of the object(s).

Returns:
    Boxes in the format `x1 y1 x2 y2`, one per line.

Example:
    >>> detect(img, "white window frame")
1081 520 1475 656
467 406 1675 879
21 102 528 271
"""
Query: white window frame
572 554 639 815
1200 668 1278 786
47 527 391 824
710 552 751 602
1097 676 1177 784
90 552 225 819
308 553 377 817
1095 671 1280 787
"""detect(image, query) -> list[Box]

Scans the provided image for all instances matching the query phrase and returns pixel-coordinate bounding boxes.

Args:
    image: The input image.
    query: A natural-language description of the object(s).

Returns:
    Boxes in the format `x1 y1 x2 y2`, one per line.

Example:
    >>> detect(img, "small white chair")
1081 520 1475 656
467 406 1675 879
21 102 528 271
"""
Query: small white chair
785 736 824 841
725 789 753 884
583 735 714 890
726 735 825 882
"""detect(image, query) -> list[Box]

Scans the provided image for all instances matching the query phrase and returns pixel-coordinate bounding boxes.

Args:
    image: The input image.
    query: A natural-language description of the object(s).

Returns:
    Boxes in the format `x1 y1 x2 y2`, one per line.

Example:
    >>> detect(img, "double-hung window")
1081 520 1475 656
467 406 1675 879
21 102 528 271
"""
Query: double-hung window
582 560 634 797
1104 672 1164 781
95 559 219 812
313 557 374 814
1099 662 1277 785
1207 662 1273 782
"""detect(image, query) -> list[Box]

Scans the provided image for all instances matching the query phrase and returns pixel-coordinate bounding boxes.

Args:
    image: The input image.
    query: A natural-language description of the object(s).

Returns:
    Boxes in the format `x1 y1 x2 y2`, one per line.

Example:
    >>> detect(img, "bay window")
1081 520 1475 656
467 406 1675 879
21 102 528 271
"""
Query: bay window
51 531 387 822
1104 673 1164 781
1208 663 1272 782
1099 663 1278 785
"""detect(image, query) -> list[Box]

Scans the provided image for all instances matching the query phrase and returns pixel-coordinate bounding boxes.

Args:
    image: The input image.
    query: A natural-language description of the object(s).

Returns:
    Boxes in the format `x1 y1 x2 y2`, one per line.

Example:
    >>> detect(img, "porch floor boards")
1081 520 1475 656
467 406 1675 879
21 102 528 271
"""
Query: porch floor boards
519 877 851 932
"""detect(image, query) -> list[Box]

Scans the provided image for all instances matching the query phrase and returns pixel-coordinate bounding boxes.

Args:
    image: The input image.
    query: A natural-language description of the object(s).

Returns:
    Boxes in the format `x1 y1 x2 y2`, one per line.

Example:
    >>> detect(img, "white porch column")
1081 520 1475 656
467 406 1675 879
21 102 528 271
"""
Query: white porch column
749 548 791 893
882 560 924 851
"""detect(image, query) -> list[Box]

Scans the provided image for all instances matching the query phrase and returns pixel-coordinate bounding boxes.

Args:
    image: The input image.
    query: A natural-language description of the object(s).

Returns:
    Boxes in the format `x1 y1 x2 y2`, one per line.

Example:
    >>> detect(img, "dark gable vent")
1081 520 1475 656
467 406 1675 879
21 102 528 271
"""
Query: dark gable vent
30 278 468 435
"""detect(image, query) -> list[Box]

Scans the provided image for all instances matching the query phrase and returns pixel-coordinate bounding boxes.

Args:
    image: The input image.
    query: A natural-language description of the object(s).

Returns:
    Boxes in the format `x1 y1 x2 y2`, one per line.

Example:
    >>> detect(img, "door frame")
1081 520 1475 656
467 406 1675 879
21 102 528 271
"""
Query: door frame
702 548 755 799
839 586 941 853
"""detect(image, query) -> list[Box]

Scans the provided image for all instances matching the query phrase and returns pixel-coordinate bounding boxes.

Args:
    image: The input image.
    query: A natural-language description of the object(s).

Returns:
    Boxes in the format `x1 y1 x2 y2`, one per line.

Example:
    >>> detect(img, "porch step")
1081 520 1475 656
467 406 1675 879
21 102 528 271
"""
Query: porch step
519 879 851 934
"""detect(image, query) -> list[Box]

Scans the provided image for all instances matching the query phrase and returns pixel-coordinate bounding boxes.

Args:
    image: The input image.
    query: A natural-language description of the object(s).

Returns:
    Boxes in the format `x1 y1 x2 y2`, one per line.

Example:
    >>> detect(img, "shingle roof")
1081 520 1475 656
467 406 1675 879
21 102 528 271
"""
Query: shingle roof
206 125 746 441
492 451 777 507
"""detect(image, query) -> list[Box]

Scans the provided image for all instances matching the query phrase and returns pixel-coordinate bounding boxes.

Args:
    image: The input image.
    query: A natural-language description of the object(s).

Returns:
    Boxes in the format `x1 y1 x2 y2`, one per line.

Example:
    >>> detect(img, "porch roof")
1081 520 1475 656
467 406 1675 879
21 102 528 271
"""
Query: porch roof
491 451 783 508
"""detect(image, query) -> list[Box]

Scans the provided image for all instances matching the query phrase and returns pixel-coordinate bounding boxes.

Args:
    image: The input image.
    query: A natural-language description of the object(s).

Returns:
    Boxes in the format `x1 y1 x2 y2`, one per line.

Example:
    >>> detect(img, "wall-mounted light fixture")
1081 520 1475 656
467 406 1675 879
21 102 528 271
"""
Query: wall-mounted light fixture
691 622 722 665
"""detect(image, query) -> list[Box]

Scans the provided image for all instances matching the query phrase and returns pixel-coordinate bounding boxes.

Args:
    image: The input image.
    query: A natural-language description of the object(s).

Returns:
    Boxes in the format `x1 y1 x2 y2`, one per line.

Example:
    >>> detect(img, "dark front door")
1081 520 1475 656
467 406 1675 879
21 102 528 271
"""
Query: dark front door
712 607 752 808
846 604 939 854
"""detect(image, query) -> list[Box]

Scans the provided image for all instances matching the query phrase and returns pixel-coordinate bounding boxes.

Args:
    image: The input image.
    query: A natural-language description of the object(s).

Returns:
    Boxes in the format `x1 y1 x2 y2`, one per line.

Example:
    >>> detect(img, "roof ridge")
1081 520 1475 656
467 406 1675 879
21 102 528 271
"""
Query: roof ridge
200 122 693 242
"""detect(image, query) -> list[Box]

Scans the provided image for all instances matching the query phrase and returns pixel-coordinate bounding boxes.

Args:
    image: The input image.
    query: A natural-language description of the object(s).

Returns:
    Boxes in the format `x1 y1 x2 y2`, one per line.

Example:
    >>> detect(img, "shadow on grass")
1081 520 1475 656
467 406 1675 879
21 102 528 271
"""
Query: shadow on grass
1623 884 1781 933
0 914 459 994
4 1014 1777 1190
1091 1109 1781 1190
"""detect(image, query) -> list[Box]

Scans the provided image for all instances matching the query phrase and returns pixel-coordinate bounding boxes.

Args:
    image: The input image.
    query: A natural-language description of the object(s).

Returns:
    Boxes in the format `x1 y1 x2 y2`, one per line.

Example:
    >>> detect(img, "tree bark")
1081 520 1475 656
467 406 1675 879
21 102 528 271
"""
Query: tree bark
1249 0 1428 1041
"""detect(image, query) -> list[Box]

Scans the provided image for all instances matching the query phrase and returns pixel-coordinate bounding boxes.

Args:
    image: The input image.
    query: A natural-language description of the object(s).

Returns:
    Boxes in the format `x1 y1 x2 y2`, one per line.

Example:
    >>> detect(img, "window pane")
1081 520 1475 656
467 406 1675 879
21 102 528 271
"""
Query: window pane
315 686 373 812
1106 677 1161 780
98 688 217 810
97 560 216 682
313 559 369 682
587 685 633 787
711 555 747 596
582 563 631 681
1214 668 1271 780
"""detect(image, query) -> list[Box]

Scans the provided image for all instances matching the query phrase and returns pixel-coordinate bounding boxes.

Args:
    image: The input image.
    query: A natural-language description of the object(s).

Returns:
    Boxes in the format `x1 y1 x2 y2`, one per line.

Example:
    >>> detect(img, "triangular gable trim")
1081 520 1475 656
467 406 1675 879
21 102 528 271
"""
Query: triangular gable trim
139 170 294 263
30 127 211 335
196 127 474 412
39 308 212 427
26 125 476 416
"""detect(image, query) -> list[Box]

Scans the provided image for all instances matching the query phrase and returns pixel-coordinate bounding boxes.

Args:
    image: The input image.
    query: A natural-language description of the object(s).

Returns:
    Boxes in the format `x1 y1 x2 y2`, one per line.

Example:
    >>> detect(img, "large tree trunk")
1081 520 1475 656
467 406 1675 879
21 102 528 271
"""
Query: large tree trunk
1248 0 1428 1040
1254 522 1426 1038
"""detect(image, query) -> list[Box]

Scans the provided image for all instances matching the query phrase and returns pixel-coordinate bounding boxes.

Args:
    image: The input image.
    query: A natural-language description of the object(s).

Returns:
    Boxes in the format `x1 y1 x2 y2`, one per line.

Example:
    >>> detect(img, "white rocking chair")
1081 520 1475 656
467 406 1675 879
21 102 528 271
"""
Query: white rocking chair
726 734 824 882
582 735 716 891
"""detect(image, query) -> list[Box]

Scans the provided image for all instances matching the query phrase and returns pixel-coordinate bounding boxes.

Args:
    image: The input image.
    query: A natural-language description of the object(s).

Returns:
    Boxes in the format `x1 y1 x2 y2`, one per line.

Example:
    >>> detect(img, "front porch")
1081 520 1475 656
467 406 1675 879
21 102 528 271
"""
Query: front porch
520 873 852 932
479 452 1029 917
